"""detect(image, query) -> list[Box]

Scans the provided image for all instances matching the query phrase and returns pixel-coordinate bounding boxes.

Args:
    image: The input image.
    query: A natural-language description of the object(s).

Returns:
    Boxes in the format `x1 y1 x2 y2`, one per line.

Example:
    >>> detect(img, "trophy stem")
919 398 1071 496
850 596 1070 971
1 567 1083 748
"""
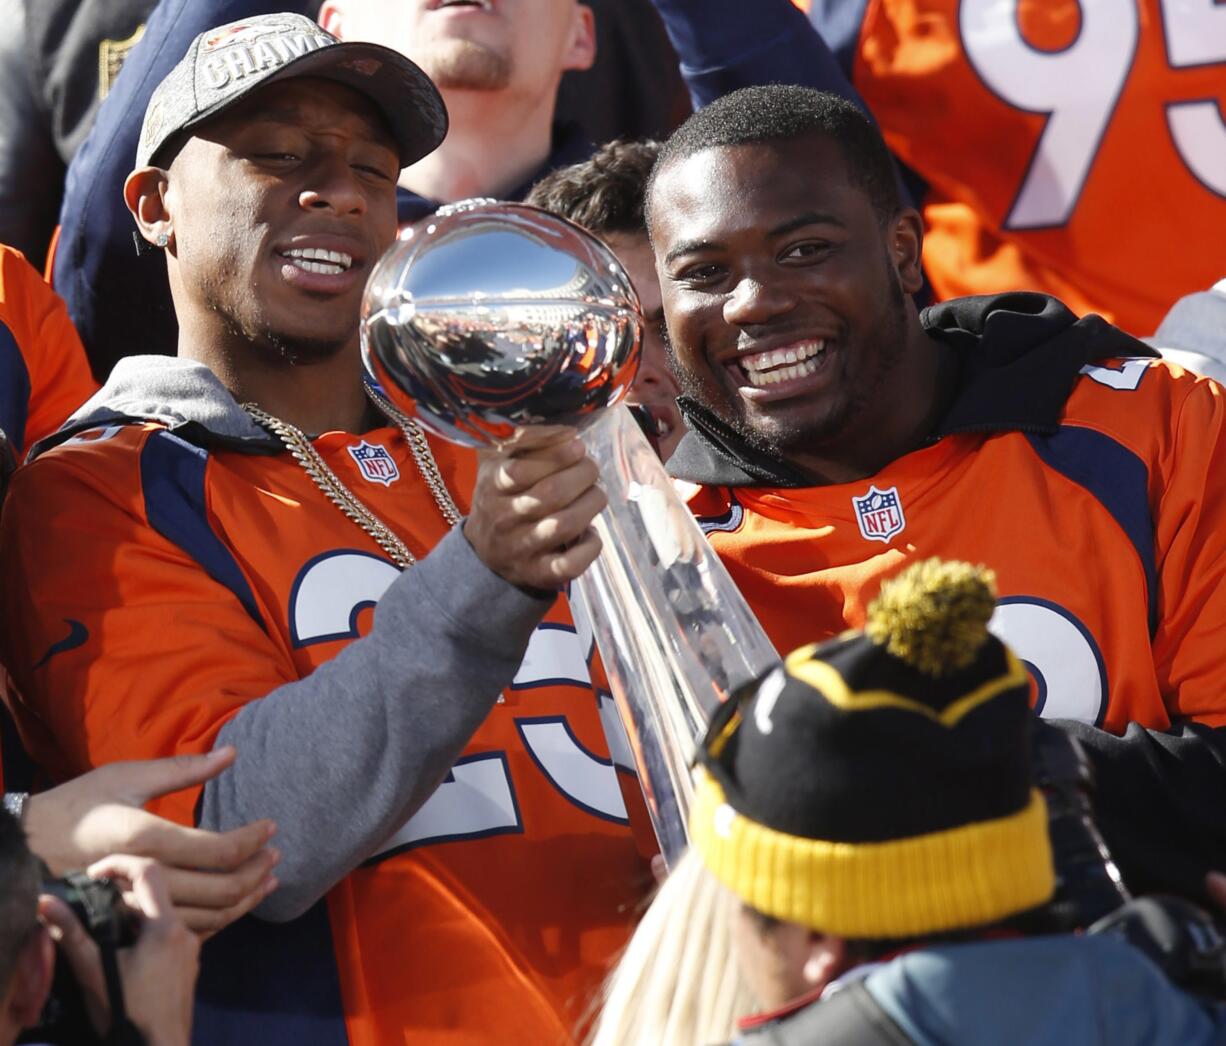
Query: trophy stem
574 406 781 868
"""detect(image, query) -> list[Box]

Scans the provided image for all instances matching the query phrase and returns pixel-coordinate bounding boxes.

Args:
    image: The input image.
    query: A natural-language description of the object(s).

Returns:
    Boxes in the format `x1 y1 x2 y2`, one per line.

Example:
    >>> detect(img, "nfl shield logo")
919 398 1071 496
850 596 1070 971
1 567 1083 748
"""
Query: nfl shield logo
853 485 906 543
348 441 400 486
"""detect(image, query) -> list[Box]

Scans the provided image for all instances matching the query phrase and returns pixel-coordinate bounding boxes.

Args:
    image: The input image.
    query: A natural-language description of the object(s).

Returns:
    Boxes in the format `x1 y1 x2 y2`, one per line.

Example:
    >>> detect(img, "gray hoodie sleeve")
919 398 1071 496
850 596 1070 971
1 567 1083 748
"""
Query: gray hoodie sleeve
200 524 552 922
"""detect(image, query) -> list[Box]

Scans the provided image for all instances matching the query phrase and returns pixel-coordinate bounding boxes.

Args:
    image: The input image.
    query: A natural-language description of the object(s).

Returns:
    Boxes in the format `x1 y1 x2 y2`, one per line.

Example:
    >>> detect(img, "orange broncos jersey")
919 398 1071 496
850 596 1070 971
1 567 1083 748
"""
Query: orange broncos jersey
1 419 650 1045
683 358 1226 733
843 0 1226 336
0 245 97 457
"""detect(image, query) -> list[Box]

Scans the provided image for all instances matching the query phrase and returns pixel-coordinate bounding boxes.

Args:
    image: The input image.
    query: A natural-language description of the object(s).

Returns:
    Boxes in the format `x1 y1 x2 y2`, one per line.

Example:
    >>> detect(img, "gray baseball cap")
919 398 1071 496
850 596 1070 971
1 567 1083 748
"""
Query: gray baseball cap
136 13 448 169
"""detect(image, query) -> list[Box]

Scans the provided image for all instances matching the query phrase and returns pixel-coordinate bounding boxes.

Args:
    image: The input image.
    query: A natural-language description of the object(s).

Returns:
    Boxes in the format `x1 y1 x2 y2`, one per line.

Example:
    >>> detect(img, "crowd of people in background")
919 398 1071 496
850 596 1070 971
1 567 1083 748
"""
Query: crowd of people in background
0 0 1223 1043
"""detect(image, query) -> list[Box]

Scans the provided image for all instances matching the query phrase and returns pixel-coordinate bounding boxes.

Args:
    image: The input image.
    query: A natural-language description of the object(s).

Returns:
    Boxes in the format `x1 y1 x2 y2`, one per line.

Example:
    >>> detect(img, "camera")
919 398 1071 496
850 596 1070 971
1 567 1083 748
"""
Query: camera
19 871 140 1045
1031 720 1226 1001
1029 720 1131 931
42 871 141 950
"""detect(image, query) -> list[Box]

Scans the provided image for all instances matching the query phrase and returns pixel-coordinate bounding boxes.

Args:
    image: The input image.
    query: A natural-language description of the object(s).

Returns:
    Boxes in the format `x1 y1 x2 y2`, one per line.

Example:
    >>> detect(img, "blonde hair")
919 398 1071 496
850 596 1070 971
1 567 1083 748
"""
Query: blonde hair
588 849 757 1046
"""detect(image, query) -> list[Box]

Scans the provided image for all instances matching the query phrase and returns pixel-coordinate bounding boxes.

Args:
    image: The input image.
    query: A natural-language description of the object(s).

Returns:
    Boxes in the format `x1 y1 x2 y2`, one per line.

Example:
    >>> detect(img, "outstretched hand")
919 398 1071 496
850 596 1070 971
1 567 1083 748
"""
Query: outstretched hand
25 747 278 934
464 426 606 591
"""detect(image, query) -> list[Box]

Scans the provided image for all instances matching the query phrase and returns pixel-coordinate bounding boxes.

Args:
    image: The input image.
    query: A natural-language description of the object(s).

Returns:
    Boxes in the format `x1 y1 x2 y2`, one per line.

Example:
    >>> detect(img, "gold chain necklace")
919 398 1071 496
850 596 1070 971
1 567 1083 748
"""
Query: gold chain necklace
243 386 462 569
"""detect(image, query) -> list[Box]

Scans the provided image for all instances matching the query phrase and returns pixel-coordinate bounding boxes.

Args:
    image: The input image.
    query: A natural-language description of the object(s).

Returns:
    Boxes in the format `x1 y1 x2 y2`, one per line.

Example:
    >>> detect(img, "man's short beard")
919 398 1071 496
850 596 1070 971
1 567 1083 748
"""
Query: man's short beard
263 331 350 366
224 313 350 368
422 41 511 91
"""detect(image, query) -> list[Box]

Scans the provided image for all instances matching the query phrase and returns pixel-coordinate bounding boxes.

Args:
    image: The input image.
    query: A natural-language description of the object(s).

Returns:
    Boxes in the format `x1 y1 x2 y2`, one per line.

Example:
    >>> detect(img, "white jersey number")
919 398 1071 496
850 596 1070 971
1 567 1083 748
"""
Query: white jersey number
288 552 629 859
959 0 1226 229
1079 359 1149 391
989 597 1108 724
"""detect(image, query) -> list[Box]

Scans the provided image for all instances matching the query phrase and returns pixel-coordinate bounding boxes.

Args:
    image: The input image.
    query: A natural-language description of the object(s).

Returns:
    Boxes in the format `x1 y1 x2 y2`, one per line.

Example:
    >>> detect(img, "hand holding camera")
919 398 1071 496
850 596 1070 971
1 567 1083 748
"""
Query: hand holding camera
37 857 198 1046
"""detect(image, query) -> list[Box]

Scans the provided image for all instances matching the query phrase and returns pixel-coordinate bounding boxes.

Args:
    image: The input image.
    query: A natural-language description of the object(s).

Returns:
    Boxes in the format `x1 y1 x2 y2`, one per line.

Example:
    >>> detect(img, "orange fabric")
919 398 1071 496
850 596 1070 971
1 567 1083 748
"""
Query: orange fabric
1 422 650 1043
0 246 97 455
847 0 1226 336
683 360 1226 731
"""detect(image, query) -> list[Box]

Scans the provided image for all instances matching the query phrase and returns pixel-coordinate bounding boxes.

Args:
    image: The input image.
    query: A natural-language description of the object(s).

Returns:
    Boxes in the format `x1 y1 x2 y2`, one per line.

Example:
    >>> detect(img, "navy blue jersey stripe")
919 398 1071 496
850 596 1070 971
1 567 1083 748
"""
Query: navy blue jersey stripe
1026 428 1158 635
139 430 266 632
0 318 30 453
694 490 745 535
194 902 349 1045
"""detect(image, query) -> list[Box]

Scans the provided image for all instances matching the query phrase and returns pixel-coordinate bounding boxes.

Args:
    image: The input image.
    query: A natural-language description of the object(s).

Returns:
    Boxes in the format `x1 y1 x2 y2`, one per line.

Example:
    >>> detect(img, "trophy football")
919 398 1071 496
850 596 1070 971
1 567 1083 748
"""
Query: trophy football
360 201 781 867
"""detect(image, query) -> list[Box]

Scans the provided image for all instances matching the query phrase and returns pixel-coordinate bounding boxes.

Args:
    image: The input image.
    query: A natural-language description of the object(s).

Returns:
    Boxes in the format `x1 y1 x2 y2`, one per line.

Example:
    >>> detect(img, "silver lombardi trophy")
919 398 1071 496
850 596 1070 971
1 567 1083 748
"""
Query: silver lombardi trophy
361 201 781 867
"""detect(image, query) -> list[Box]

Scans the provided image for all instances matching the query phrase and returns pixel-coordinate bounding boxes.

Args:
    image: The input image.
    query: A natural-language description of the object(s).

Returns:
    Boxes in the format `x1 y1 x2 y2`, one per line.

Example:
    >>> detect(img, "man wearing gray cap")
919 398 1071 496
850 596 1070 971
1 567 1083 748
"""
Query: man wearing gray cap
1 14 649 1044
131 15 450 174
56 0 602 383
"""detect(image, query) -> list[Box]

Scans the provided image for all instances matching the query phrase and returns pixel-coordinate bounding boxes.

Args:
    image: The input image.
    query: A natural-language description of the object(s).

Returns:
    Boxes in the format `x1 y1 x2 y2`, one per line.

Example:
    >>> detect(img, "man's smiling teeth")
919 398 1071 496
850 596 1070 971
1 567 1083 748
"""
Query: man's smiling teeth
739 340 826 387
284 247 353 275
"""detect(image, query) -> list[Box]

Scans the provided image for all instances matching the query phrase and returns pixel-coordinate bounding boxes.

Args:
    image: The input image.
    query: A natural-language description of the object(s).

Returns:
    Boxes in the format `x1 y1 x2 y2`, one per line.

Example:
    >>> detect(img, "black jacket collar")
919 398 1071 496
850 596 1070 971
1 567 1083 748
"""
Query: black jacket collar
668 293 1156 489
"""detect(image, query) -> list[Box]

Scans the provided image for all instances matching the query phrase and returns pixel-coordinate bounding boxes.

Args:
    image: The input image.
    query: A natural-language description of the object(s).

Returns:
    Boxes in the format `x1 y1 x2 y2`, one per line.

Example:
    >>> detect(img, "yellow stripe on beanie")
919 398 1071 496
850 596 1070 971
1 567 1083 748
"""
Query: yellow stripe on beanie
784 645 1031 727
690 768 1055 940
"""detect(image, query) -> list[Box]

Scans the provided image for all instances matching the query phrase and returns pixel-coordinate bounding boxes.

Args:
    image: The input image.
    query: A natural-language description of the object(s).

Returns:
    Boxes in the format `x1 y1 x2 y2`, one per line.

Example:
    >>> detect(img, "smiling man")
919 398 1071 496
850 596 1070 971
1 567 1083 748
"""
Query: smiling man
651 85 1226 909
1 15 648 1044
56 0 599 379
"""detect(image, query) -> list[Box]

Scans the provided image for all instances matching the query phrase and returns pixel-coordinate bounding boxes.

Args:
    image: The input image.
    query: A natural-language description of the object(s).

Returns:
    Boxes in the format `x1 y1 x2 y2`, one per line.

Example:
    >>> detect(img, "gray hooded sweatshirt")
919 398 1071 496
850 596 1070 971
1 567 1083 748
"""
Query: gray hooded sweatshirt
54 356 555 921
